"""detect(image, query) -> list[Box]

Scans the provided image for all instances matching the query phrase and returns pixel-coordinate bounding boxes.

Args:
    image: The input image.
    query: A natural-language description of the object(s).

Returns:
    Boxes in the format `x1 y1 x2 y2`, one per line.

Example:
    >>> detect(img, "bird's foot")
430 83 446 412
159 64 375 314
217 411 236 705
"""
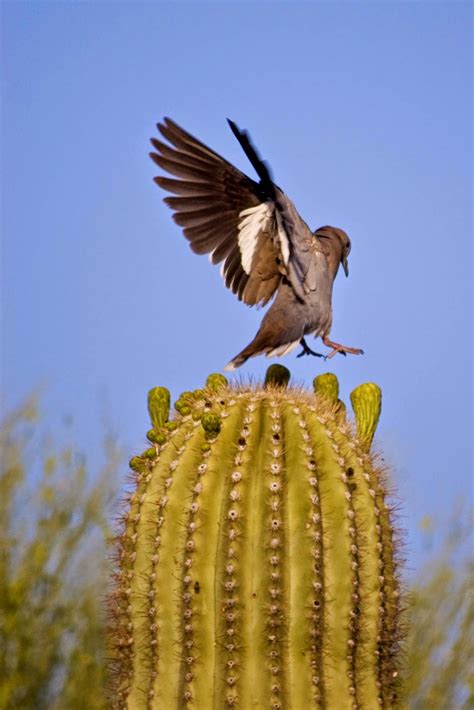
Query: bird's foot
296 338 326 360
323 337 364 360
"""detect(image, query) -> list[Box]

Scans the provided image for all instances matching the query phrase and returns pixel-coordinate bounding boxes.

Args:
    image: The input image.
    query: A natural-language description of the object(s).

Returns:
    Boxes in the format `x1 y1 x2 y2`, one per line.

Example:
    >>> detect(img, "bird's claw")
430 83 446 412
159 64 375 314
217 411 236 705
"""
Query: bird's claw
297 349 326 359
297 339 326 360
326 346 364 360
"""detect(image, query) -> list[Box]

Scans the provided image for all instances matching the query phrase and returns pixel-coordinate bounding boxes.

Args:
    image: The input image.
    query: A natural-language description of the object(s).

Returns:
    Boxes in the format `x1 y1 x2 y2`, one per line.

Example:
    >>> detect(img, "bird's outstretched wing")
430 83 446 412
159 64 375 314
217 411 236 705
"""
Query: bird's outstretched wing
150 118 315 306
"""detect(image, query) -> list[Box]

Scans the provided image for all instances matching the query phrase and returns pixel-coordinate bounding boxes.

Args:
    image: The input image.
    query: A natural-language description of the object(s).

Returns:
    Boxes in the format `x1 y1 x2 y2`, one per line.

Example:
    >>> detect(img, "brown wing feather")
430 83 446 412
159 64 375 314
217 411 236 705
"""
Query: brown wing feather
240 226 282 306
154 177 215 196
150 118 282 307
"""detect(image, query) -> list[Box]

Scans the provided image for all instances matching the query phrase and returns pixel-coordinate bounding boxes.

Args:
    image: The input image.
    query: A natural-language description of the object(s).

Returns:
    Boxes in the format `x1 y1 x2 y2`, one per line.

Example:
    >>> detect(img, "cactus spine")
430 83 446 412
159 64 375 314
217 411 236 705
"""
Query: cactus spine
110 369 401 709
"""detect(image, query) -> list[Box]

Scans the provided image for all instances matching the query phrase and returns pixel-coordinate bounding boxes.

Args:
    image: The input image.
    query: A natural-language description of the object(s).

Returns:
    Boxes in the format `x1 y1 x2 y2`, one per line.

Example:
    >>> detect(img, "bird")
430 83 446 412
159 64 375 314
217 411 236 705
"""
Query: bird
149 118 364 370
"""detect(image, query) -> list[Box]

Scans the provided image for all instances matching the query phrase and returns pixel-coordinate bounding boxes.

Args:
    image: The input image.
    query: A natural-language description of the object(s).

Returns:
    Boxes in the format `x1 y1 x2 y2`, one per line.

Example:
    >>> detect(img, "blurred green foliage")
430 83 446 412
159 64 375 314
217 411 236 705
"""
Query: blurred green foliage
401 508 473 709
0 399 472 708
0 397 119 709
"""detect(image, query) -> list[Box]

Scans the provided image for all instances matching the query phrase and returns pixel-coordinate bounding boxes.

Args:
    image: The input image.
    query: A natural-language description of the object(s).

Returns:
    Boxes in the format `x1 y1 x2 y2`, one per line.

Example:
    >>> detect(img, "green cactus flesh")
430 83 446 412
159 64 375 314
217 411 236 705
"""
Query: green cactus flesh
111 371 401 709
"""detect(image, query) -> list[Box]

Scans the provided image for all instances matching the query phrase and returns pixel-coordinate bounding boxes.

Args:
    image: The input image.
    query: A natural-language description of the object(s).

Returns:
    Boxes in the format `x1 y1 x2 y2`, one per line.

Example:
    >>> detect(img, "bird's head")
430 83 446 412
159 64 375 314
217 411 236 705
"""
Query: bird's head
314 226 351 277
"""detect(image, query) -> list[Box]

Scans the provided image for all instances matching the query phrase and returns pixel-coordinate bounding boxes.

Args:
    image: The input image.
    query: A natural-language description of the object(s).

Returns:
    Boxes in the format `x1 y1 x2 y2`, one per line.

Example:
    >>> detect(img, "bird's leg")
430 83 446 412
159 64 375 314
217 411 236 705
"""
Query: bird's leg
322 336 364 359
296 338 326 359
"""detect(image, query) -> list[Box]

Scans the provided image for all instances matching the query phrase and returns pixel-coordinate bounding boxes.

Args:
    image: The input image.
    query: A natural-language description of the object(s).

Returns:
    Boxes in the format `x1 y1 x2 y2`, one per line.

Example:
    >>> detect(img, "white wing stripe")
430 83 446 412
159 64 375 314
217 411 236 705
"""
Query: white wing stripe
237 202 273 274
239 204 266 217
275 211 290 267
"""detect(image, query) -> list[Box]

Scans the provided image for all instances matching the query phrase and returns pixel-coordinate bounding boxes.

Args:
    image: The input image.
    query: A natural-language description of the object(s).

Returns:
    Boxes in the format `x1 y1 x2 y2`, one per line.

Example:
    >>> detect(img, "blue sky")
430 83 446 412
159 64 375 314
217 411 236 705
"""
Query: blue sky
2 1 472 571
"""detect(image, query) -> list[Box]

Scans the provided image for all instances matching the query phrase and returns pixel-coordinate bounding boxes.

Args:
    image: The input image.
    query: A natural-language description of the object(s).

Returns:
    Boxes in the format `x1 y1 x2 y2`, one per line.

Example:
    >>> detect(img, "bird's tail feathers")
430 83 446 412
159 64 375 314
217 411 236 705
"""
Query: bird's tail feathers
224 338 300 371
265 340 300 358
223 346 258 371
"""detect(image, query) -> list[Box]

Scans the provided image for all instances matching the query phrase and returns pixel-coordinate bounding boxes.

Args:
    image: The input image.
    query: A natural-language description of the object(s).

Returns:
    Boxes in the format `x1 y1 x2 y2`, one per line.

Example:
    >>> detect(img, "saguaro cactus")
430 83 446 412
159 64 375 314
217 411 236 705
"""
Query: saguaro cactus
110 368 402 709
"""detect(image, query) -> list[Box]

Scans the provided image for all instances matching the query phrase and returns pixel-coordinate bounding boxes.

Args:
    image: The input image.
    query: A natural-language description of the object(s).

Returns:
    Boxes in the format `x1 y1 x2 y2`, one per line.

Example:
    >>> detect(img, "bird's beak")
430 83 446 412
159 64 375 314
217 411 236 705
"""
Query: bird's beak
342 254 349 277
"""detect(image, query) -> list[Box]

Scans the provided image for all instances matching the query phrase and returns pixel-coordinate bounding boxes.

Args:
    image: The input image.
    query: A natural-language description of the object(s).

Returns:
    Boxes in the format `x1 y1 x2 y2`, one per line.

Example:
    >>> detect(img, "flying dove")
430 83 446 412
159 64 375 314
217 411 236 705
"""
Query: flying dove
150 118 364 370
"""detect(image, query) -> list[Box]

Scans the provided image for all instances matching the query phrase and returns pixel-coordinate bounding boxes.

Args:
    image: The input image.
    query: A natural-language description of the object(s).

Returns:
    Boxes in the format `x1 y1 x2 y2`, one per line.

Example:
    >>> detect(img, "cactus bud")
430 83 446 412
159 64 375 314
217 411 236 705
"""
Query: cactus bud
146 429 167 446
164 421 178 432
264 364 291 388
314 372 347 420
313 372 339 403
147 387 170 429
129 456 144 472
350 382 382 451
201 411 222 439
206 373 228 391
175 400 192 416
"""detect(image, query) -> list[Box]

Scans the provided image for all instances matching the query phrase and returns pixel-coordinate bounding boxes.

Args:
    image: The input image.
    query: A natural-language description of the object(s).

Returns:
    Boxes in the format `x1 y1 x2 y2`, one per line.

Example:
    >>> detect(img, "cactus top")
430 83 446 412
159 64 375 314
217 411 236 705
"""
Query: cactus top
110 369 401 710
